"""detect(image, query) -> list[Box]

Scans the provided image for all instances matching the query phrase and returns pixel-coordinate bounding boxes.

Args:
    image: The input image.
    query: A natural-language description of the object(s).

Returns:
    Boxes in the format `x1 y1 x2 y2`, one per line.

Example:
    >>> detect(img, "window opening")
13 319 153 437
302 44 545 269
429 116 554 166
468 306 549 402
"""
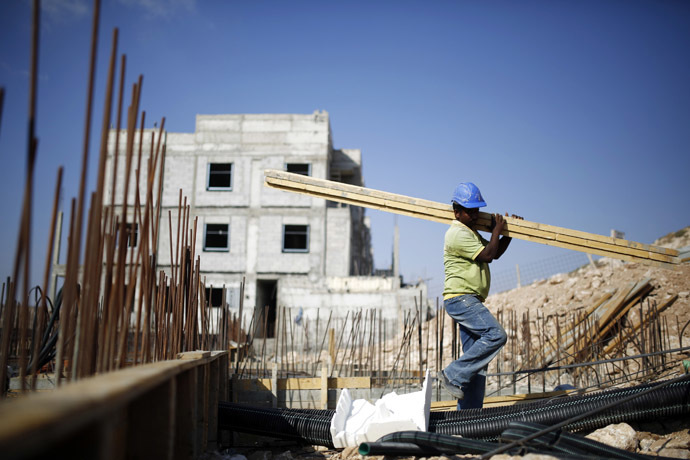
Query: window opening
255 280 277 338
286 163 311 176
204 223 229 251
116 222 138 247
282 224 309 252
207 163 233 190
205 287 225 308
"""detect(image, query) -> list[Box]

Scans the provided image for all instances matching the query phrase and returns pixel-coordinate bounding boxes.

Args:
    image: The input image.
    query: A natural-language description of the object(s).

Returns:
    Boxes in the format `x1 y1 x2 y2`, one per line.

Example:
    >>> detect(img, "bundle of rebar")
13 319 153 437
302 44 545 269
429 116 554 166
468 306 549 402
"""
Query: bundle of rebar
0 0 243 395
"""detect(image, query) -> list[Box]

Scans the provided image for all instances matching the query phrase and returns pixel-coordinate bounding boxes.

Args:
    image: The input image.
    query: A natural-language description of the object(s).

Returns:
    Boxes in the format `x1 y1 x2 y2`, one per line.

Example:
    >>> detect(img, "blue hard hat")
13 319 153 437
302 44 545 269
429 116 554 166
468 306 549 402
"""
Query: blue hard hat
452 182 487 208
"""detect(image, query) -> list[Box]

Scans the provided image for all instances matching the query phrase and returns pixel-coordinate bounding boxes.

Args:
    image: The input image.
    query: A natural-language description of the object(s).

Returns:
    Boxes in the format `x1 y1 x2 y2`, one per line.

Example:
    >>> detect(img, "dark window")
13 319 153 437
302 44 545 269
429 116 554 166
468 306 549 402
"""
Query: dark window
207 163 233 190
120 283 136 312
282 225 309 253
286 163 311 176
117 223 138 247
256 280 277 338
205 287 224 308
204 224 229 251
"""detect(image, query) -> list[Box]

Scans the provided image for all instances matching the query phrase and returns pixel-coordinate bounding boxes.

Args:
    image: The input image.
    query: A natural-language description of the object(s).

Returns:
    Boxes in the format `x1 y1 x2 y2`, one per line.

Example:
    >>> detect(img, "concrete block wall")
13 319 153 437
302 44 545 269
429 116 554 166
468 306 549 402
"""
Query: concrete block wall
103 111 426 336
194 112 330 154
278 276 427 327
156 212 246 271
254 213 324 275
326 207 351 277
349 206 373 275
105 129 163 208
259 155 322 208
192 155 252 208
329 148 362 185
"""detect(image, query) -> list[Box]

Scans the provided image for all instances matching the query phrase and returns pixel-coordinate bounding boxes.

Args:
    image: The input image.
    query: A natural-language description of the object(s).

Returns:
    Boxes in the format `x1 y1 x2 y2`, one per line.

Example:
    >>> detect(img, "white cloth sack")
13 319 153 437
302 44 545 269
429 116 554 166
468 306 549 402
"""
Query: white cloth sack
330 370 432 448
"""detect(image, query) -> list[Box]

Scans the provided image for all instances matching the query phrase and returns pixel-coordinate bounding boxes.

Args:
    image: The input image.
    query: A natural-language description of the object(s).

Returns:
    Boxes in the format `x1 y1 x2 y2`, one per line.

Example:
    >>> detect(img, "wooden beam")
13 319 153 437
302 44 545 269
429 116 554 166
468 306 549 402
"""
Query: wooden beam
264 170 679 268
431 387 581 410
232 376 371 392
0 352 227 459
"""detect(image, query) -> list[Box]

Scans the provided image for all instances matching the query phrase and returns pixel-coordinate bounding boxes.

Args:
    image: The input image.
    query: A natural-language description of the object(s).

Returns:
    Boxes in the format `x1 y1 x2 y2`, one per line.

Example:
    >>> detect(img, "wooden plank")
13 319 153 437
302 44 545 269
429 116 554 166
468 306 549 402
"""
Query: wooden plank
267 171 452 213
603 294 678 354
321 367 328 410
233 376 371 392
431 388 581 410
0 354 226 459
502 231 664 267
267 177 450 223
474 216 677 264
332 376 371 389
475 212 677 257
266 170 677 257
556 233 676 264
271 172 673 266
559 283 638 362
264 170 679 268
595 281 654 341
541 290 616 364
552 280 652 367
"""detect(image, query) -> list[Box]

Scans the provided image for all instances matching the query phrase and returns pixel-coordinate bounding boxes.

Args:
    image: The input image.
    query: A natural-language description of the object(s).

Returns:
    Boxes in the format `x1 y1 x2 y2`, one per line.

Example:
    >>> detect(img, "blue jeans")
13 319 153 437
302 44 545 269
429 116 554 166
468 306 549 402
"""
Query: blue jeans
443 295 507 409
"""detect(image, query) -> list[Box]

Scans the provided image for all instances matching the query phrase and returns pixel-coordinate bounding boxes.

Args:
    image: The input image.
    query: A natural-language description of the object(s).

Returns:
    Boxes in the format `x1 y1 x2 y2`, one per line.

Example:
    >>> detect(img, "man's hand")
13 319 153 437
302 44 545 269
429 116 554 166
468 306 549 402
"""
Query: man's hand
478 213 520 263
491 213 505 236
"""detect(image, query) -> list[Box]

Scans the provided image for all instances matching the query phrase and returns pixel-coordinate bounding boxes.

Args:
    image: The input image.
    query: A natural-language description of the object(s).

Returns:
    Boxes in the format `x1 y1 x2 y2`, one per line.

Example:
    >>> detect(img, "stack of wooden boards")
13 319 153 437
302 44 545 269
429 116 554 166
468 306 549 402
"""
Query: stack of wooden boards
264 170 680 269
541 278 677 366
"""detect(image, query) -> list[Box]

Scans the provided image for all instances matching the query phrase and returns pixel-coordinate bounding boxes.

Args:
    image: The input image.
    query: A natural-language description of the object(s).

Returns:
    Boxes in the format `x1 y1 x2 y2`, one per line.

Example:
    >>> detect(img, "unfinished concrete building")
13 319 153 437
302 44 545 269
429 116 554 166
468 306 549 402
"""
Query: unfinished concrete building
104 110 426 338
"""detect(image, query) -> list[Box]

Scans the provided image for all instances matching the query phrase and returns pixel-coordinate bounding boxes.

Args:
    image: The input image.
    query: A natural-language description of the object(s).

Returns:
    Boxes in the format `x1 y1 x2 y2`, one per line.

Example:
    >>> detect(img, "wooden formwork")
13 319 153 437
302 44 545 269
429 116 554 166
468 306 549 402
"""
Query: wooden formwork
0 351 228 460
231 366 371 410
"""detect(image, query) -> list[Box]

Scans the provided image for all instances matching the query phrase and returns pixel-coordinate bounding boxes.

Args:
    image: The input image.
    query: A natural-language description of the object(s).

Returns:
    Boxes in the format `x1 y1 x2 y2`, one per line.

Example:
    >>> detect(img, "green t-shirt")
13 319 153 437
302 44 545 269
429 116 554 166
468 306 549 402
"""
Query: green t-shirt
443 220 491 301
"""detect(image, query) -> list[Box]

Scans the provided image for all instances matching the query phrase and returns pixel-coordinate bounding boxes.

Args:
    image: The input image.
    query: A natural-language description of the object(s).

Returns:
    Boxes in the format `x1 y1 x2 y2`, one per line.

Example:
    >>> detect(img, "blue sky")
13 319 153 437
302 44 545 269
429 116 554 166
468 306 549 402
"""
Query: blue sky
1 0 689 297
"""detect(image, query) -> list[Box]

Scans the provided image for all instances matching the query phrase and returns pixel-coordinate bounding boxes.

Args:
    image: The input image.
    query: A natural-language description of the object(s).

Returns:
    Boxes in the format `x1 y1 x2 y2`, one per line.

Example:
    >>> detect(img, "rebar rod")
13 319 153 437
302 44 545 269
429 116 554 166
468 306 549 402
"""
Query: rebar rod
487 345 690 378
29 168 62 389
329 311 349 377
55 0 102 386
0 87 4 138
416 295 423 385
2 0 41 397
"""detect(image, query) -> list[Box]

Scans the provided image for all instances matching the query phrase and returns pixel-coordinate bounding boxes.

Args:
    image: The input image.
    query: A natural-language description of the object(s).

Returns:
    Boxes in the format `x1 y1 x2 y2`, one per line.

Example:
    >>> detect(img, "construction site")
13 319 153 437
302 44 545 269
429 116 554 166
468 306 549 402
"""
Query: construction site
1 2 690 460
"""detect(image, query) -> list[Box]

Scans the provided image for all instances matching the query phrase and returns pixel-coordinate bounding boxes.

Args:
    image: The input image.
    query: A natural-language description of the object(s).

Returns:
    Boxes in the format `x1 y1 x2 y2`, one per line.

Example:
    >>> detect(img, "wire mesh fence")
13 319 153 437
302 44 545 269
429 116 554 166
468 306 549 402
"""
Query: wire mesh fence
490 252 600 295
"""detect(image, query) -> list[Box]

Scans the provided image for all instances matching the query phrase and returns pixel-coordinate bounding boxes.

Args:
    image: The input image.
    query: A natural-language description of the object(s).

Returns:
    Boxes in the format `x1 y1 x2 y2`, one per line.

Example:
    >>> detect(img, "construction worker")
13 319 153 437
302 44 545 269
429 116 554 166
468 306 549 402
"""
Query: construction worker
438 182 520 409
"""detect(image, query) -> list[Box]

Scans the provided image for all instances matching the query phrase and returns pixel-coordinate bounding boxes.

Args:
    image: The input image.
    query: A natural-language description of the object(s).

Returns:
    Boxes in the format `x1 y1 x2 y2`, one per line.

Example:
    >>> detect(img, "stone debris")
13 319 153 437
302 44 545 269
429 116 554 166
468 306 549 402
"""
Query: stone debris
656 449 690 459
491 455 560 460
638 426 690 458
586 422 637 451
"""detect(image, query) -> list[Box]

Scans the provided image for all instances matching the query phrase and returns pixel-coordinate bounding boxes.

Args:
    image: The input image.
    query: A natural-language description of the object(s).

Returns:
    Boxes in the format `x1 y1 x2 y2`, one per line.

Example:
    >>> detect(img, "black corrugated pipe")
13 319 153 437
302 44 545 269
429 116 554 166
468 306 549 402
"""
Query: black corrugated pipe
359 431 509 456
218 375 690 447
361 429 594 459
218 404 335 447
429 375 690 440
499 421 678 460
357 441 436 457
478 373 690 459
361 423 678 459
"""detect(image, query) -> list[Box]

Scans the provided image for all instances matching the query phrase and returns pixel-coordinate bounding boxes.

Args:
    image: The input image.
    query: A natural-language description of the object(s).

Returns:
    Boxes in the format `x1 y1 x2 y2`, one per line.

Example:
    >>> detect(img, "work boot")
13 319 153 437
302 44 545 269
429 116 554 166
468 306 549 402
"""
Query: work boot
438 370 464 400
